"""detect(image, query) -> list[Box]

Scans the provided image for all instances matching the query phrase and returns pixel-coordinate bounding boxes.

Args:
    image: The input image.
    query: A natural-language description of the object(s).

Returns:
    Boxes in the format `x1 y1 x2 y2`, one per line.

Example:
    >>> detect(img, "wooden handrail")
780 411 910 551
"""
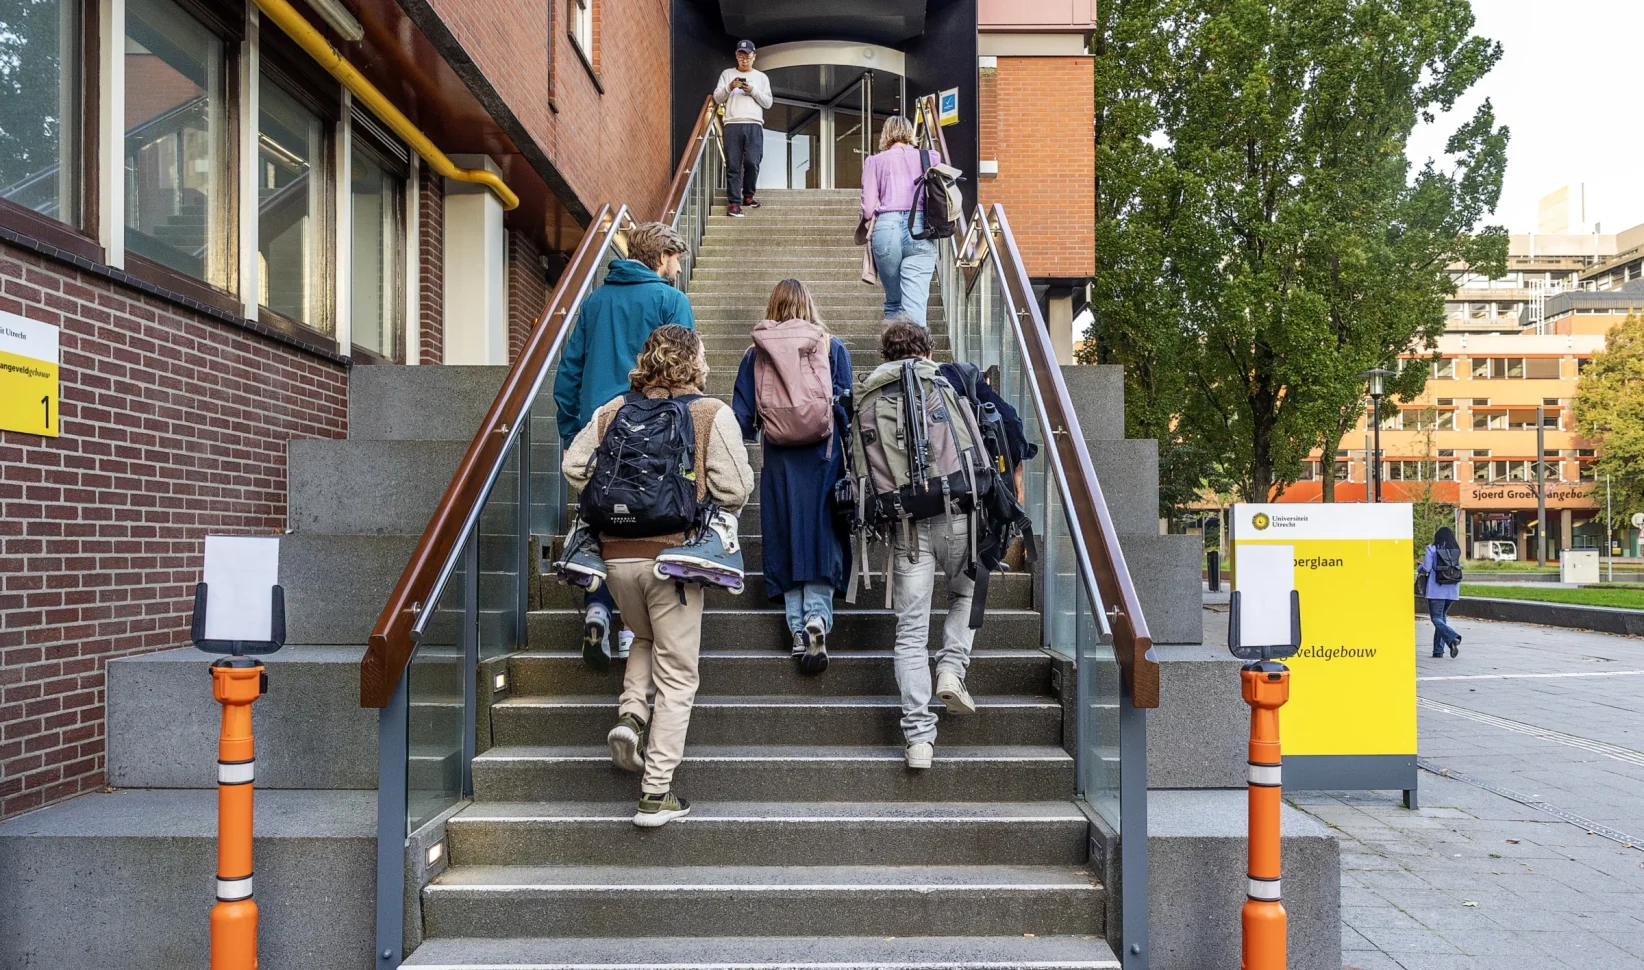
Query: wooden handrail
910 89 1156 704
361 97 727 708
360 205 622 707
987 205 1160 707
662 96 721 227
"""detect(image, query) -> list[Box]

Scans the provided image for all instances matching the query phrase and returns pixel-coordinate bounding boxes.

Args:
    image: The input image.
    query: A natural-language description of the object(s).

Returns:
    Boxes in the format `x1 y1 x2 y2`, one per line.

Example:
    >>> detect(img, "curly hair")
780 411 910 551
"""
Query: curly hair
764 279 826 332
879 318 932 361
878 115 916 152
630 324 708 391
627 222 687 270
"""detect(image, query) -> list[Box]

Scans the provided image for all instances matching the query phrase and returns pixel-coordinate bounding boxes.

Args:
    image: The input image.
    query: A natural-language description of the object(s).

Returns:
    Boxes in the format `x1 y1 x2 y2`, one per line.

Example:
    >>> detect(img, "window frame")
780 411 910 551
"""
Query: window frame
120 0 244 300
0 0 101 261
566 0 600 86
346 122 410 364
252 44 341 342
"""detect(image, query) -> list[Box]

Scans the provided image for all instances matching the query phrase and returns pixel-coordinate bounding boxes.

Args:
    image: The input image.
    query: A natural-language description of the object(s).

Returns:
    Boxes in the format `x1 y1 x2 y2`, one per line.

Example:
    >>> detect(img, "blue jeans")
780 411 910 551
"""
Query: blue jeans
872 210 938 325
783 581 834 634
1428 598 1459 655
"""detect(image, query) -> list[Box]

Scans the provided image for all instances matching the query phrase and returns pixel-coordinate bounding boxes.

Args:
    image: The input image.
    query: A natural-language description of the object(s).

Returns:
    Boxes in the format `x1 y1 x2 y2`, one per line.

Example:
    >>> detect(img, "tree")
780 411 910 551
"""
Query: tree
1087 0 1509 510
1573 312 1644 527
0 1 71 203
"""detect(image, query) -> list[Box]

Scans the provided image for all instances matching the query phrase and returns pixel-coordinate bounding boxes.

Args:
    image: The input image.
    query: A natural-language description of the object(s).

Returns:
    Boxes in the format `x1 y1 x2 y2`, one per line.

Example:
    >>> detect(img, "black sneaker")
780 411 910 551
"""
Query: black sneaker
634 791 691 828
607 713 646 773
727 204 745 218
743 195 761 208
1448 635 1460 658
791 629 807 657
797 615 828 675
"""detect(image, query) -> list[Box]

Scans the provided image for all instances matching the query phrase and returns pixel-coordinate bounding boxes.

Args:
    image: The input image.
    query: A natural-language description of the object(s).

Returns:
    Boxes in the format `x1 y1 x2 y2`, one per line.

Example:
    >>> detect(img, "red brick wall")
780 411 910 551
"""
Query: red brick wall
431 0 674 222
977 56 1095 278
418 165 445 365
507 231 547 362
0 243 348 819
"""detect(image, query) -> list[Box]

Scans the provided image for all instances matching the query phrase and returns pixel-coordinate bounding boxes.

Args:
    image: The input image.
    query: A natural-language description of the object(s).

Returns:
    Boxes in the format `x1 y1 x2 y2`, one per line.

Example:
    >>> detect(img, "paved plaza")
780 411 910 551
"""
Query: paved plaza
1210 606 1644 969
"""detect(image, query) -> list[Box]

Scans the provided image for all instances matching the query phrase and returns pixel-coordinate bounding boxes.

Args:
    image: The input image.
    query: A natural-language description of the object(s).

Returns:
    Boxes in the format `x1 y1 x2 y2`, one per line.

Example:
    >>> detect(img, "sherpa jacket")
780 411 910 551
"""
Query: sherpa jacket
563 387 754 560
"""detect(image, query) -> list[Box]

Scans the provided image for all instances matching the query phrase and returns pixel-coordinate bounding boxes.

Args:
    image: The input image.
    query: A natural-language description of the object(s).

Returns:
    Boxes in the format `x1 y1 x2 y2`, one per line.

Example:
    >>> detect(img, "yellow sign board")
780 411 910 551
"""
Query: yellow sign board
0 312 59 438
1232 504 1416 792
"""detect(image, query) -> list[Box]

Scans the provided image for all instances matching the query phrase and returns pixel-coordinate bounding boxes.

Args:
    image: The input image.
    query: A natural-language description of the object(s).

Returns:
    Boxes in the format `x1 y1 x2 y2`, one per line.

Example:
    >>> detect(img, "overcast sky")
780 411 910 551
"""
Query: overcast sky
1405 0 1644 234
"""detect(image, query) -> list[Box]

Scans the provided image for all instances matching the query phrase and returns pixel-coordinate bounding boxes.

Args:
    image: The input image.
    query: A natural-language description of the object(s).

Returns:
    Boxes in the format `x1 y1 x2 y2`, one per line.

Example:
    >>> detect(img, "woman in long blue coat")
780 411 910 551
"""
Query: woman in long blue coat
732 279 852 674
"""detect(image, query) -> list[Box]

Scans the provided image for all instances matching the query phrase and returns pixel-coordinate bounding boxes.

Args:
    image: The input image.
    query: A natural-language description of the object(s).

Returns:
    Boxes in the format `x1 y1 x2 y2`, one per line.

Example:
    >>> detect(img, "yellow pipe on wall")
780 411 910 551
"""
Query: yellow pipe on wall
252 0 521 210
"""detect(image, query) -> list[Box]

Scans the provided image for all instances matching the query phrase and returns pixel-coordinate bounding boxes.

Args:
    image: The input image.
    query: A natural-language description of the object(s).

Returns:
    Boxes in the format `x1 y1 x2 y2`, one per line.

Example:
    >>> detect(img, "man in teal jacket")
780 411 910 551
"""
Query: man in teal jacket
554 222 695 442
553 221 695 668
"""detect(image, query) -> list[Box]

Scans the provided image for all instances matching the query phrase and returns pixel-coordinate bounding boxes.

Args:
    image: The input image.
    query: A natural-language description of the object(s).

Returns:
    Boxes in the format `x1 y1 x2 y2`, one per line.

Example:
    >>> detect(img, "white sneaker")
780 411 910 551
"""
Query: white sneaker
615 629 634 660
905 741 933 770
935 671 976 715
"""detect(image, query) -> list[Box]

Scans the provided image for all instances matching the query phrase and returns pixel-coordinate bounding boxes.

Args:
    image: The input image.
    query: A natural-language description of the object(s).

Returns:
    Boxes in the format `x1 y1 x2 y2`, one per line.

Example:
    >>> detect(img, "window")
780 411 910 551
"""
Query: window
1438 449 1455 457
257 74 328 330
0 0 81 224
1435 462 1456 481
1525 358 1560 380
1379 411 1404 431
569 0 592 57
1335 460 1350 482
1579 462 1597 482
125 0 231 285
1577 448 1596 458
1436 398 1454 406
1409 410 1455 431
1431 358 1455 379
1472 411 1506 431
1471 449 1490 458
350 137 406 360
1470 358 1532 379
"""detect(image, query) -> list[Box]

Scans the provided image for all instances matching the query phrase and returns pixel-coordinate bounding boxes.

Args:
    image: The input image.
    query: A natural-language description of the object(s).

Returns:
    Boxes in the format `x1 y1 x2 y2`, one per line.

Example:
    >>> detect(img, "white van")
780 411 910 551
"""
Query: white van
1473 540 1518 562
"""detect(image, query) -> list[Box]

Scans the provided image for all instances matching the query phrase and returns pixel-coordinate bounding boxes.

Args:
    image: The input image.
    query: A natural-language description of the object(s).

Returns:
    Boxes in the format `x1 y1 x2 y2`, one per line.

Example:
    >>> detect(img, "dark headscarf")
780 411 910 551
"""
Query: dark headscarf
1434 526 1459 551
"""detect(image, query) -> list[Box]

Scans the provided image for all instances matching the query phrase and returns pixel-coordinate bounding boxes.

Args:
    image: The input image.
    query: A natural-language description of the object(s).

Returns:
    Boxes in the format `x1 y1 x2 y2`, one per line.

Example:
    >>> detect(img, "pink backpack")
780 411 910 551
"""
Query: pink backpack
751 318 834 449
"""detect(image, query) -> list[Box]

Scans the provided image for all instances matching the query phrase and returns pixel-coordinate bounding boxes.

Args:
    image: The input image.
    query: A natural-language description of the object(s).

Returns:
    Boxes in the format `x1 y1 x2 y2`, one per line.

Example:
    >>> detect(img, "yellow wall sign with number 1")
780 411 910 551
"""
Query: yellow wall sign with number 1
0 312 60 438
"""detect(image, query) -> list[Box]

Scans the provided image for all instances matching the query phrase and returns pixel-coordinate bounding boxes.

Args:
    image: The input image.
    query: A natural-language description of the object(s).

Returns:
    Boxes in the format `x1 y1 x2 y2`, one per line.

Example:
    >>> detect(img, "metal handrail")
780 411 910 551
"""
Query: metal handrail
911 89 1159 706
663 96 723 228
360 204 627 706
971 205 1160 706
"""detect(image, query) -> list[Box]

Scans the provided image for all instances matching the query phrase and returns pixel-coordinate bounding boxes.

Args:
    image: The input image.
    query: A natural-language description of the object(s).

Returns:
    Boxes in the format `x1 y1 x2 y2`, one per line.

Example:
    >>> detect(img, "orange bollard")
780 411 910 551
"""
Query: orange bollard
1241 659 1290 970
210 658 265 970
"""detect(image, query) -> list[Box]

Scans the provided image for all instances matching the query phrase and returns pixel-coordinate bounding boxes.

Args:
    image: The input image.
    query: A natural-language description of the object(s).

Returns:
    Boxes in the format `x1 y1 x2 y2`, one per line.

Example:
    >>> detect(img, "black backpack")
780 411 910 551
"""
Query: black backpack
945 365 1038 628
1433 546 1464 585
910 149 963 241
580 393 701 538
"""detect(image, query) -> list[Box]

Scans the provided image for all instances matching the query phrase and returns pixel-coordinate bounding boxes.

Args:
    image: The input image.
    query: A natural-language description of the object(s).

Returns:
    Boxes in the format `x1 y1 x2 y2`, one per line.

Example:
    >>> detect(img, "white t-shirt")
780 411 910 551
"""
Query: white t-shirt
714 68 773 125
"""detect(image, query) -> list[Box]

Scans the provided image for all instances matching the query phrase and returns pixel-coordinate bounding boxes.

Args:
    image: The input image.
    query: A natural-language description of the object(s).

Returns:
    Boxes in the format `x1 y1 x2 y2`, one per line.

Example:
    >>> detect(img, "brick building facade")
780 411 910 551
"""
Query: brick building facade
0 0 673 819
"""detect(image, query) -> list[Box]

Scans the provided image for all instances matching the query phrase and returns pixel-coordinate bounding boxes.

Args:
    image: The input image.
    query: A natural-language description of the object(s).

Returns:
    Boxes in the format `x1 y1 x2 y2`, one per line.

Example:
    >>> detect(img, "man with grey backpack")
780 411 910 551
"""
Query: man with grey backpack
846 320 991 769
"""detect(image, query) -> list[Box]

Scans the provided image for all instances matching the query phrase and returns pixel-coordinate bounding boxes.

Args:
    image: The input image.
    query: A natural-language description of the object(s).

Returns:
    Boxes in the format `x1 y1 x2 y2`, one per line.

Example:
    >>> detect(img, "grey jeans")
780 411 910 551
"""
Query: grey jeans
890 516 976 744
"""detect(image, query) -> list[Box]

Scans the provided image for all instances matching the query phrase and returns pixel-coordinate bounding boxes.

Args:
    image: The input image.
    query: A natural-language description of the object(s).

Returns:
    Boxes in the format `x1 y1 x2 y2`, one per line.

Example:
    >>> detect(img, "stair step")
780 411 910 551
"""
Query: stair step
444 800 1089 867
470 744 1074 802
421 864 1103 939
490 693 1061 747
402 934 1121 969
538 569 1032 610
506 648 1053 698
527 608 1043 653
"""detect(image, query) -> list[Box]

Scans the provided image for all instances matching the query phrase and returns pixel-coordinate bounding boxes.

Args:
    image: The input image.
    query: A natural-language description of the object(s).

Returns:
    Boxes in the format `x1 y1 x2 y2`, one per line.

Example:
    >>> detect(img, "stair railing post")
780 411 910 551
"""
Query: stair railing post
517 418 532 642
1119 691 1149 970
374 674 408 969
462 532 479 797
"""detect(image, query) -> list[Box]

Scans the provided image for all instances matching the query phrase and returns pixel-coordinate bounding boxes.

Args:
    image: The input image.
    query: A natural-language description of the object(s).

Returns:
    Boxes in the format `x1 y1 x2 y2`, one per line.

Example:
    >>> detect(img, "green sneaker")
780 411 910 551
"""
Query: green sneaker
607 713 646 773
634 790 691 828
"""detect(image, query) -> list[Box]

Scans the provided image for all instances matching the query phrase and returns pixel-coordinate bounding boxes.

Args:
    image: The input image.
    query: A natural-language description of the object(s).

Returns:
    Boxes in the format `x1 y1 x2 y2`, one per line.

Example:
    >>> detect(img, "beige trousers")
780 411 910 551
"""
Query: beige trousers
606 560 704 794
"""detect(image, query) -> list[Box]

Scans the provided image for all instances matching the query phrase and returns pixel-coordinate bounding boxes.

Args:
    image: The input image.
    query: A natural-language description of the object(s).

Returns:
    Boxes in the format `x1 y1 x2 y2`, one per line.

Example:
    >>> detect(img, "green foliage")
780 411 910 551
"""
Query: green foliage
1087 0 1509 513
1461 584 1644 610
0 1 70 188
1572 312 1644 527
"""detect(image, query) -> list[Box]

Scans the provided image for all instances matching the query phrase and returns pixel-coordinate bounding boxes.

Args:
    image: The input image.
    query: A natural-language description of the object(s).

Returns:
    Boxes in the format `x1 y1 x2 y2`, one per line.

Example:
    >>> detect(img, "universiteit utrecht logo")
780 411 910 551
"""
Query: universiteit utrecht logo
1252 513 1271 531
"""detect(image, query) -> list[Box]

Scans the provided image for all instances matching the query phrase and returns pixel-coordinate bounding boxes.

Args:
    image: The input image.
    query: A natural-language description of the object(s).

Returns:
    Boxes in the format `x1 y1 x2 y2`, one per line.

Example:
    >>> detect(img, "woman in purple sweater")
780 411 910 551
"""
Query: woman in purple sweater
861 116 938 325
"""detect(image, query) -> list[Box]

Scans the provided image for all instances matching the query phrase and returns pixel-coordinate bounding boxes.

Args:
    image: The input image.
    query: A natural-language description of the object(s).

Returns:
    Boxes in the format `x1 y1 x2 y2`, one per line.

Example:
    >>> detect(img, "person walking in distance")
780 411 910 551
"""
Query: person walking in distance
552 223 695 670
861 117 938 325
1418 526 1464 658
714 39 772 218
873 320 978 769
563 326 755 826
732 280 853 673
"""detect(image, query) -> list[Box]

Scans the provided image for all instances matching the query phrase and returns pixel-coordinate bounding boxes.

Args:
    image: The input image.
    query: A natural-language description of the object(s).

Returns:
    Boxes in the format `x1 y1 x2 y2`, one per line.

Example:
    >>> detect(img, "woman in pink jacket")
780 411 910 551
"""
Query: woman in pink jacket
861 116 938 326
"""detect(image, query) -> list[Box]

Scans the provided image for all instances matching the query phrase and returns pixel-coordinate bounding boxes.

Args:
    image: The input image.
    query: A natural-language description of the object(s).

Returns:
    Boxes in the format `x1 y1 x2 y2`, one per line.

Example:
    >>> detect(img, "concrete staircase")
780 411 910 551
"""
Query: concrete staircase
0 365 513 969
405 190 1119 968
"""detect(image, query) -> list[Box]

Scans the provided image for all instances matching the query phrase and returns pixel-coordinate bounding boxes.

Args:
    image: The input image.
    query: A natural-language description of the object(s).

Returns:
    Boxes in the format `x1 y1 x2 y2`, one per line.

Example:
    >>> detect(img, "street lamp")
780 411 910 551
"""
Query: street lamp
1359 368 1395 503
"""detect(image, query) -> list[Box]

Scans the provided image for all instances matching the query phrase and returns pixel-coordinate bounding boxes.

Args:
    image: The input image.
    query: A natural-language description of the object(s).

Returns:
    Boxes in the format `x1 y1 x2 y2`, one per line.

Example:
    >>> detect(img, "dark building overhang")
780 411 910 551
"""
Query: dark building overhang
716 0 927 46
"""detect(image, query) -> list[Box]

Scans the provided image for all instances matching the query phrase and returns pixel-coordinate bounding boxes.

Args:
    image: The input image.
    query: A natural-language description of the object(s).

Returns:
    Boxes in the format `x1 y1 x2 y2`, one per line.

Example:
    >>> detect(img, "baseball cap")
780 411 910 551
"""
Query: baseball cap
736 39 757 54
